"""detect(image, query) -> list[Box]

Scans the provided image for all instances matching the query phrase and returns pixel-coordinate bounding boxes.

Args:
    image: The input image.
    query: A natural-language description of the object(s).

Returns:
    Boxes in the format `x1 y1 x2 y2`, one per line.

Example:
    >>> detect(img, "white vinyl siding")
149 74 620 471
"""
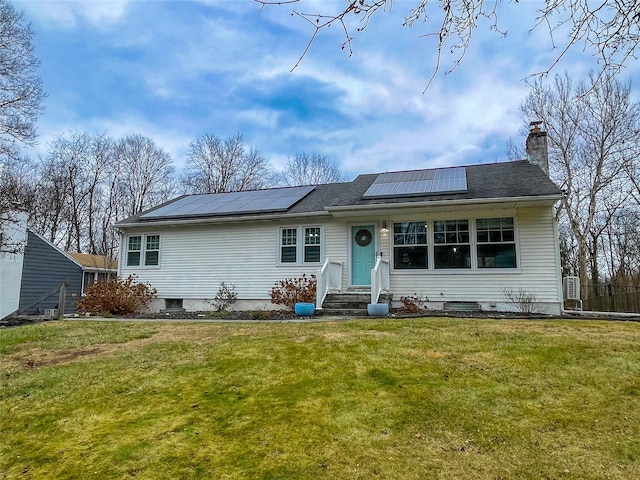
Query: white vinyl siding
118 206 561 312
121 221 327 300
386 208 561 305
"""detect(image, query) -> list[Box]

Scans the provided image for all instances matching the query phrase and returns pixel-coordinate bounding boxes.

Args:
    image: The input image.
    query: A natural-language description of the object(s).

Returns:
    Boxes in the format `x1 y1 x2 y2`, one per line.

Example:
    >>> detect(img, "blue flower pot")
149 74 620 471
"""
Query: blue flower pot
367 303 389 317
294 302 315 316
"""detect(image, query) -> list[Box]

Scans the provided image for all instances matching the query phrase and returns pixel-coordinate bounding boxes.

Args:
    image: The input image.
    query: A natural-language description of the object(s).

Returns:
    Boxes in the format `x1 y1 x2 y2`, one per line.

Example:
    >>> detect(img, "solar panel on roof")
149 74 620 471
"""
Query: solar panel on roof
362 167 467 198
376 169 436 183
140 185 316 219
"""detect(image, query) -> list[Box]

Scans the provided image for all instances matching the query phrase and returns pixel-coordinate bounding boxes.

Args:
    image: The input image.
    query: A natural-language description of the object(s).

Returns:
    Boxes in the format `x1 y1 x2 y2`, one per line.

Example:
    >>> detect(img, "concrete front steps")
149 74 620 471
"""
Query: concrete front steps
318 291 393 316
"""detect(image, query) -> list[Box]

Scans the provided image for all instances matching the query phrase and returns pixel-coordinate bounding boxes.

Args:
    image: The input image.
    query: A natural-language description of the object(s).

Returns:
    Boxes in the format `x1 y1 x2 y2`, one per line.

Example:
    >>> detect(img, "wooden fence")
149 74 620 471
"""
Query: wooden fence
582 285 640 313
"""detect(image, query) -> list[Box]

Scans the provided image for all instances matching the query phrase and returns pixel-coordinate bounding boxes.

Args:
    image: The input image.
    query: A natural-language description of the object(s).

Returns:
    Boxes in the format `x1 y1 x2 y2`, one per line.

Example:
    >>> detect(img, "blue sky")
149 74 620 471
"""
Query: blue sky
15 0 640 180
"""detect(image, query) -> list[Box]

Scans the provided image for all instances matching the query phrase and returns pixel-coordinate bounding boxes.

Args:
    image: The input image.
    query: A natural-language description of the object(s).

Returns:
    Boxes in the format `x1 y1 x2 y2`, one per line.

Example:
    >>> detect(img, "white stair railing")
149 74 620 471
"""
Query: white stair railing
316 258 343 309
371 255 390 304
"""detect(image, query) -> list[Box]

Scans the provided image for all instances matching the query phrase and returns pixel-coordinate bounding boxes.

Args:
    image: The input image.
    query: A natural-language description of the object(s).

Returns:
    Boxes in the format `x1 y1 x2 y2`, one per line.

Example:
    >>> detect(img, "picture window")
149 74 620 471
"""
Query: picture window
476 217 517 268
393 222 428 269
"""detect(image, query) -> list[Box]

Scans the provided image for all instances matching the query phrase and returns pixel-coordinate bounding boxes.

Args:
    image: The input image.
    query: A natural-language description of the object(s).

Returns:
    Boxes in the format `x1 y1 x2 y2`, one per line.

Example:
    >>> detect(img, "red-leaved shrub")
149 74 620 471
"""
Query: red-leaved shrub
269 274 317 311
76 275 157 315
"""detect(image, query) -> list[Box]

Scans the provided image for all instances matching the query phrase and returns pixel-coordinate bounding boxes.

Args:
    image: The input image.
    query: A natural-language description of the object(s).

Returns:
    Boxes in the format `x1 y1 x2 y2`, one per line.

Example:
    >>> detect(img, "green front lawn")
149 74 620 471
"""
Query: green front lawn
1 318 639 479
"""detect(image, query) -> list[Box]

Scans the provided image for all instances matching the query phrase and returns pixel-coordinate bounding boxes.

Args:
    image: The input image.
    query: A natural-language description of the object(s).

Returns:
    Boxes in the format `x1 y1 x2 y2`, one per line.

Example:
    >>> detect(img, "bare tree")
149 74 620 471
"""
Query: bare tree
0 0 44 157
625 155 640 207
30 133 175 254
181 133 275 194
282 152 345 186
257 0 640 91
0 154 36 253
118 134 177 215
32 133 111 252
521 72 640 296
30 155 69 247
0 0 45 253
604 210 640 286
0 154 37 209
97 148 127 257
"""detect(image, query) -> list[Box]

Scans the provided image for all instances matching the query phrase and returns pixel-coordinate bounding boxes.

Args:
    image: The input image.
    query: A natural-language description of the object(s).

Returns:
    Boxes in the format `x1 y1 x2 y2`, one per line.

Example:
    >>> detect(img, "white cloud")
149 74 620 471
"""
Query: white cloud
235 108 281 130
17 0 130 30
96 116 192 167
31 113 192 169
19 0 639 185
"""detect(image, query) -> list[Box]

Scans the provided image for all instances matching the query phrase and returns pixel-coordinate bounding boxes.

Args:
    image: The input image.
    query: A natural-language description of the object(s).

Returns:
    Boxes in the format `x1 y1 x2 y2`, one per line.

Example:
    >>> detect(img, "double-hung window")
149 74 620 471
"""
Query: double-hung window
393 222 428 269
433 219 471 269
304 227 321 263
280 228 297 263
280 226 322 264
127 236 142 266
476 218 517 268
126 234 161 267
145 235 160 266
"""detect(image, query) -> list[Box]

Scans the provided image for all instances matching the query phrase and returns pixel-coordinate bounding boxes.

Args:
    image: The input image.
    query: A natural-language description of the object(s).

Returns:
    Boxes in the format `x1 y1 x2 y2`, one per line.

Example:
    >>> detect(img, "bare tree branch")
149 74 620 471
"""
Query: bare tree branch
257 0 640 91
281 152 346 186
521 71 640 293
180 133 275 194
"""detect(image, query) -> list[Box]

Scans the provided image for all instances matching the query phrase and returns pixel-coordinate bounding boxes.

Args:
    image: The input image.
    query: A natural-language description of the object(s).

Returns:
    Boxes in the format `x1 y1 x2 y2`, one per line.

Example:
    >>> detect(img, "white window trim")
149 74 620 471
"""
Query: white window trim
476 217 518 269
277 225 324 266
390 217 520 274
391 221 429 271
433 219 472 271
125 233 161 268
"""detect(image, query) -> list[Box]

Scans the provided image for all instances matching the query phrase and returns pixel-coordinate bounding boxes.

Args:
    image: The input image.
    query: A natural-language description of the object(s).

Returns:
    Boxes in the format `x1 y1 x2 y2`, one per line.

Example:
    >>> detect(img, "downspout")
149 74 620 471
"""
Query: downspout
115 227 124 278
553 214 566 315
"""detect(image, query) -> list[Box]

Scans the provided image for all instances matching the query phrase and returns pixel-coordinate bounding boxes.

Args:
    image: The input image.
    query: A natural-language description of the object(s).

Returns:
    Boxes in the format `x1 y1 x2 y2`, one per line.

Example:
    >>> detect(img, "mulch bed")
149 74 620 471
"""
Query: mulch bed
3 309 638 329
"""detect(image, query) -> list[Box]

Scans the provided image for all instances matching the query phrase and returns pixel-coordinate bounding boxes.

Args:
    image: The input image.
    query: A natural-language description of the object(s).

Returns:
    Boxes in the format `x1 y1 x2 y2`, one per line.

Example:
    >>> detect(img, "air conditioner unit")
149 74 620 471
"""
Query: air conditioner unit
563 276 580 300
44 309 59 319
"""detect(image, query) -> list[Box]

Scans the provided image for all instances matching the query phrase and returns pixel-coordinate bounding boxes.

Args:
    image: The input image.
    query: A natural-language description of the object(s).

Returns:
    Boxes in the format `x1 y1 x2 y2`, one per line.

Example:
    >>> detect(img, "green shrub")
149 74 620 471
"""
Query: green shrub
269 274 316 311
209 282 238 312
76 275 157 315
250 310 271 320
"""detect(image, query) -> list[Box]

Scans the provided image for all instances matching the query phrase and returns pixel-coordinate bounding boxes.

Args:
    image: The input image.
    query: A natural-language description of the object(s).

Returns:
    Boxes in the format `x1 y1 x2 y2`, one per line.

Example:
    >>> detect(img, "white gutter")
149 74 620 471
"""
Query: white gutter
115 194 563 228
324 194 563 214
114 210 332 228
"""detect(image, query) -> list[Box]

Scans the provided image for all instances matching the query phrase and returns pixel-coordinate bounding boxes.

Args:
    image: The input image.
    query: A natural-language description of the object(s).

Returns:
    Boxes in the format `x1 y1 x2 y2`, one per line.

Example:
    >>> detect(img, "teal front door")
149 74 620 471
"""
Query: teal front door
351 225 376 286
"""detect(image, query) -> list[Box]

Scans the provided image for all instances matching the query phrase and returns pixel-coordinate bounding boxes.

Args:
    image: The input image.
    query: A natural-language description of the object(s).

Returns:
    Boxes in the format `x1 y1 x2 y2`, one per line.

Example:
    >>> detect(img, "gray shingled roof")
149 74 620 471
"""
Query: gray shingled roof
289 160 560 213
116 160 561 225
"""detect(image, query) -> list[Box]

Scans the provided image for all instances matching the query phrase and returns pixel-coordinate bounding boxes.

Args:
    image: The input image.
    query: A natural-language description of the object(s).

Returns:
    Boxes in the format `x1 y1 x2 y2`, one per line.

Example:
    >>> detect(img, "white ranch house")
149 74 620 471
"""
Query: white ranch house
115 128 564 314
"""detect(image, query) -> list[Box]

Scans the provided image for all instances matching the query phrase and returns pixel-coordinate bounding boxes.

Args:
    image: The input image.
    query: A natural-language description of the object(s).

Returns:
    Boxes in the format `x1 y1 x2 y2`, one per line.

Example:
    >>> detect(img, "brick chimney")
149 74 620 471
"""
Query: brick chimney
526 121 549 175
